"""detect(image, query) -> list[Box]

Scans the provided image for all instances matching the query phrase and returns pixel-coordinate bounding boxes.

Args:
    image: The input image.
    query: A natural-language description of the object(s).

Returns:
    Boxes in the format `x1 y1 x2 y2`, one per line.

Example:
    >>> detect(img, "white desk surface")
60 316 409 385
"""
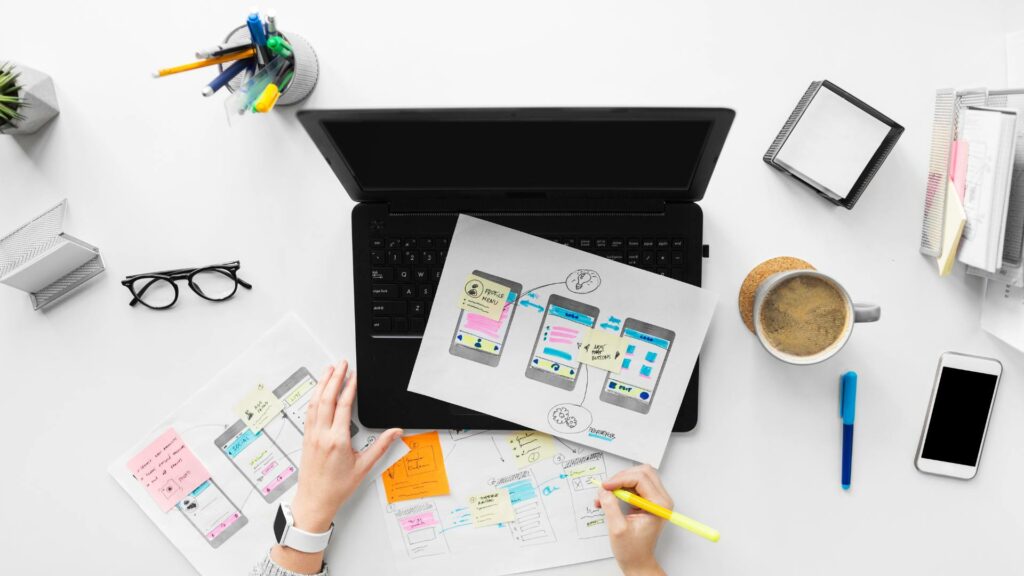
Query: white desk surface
3 1 1024 574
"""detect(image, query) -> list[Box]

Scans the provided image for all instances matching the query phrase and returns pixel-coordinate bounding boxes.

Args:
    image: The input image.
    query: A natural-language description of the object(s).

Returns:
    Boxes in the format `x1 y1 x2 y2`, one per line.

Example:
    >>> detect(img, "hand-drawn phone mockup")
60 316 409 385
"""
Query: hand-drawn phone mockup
525 294 600 391
215 420 298 503
273 366 359 437
176 478 248 548
600 319 675 414
449 271 522 367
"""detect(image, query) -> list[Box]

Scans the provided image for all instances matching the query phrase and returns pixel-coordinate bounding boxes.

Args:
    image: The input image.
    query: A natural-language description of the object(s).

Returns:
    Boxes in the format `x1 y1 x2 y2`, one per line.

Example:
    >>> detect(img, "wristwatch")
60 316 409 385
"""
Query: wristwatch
274 503 334 553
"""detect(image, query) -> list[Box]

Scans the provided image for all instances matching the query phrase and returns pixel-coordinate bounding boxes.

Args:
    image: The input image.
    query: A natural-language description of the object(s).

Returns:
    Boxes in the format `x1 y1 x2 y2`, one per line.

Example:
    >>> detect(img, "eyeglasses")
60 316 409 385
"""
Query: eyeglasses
121 261 252 309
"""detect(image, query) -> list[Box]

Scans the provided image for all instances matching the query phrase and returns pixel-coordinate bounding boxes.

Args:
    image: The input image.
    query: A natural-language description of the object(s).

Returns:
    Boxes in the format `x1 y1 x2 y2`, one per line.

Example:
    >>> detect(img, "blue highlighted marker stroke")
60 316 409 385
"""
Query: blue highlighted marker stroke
543 347 573 361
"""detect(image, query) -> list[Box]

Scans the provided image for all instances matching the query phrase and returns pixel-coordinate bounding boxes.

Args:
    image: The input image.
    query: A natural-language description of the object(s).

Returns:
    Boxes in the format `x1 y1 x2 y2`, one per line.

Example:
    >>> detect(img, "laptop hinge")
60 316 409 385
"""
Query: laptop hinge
387 197 667 215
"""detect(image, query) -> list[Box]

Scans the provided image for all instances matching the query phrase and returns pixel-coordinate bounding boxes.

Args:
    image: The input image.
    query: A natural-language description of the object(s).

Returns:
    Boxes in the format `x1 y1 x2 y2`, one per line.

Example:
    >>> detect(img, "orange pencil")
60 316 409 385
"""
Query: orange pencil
152 48 256 78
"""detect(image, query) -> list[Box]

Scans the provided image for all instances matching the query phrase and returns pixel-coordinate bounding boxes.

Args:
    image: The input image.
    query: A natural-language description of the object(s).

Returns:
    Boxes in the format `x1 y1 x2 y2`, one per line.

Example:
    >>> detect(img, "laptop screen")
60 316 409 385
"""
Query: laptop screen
323 119 713 193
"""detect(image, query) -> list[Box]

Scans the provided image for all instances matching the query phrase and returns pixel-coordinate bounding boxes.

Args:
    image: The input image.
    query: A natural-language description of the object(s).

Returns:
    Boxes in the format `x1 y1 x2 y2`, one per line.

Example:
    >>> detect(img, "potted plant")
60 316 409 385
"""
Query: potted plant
0 61 59 135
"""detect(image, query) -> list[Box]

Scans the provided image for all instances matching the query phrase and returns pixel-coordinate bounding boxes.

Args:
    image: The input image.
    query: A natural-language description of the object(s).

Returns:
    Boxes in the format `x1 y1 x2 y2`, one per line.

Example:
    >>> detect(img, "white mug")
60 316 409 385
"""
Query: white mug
753 270 880 365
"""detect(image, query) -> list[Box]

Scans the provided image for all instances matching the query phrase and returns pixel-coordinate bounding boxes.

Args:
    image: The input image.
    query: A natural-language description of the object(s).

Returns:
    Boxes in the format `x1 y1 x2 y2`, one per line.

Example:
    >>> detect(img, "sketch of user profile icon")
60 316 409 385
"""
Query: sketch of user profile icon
464 279 483 298
565 269 601 294
548 403 592 434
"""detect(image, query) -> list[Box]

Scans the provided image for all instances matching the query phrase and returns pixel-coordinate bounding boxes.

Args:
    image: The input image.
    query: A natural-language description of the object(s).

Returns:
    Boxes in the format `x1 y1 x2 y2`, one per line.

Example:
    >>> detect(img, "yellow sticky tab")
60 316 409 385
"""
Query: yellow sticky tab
507 431 556 468
579 329 629 373
468 488 515 527
458 274 511 321
937 179 967 277
234 383 285 432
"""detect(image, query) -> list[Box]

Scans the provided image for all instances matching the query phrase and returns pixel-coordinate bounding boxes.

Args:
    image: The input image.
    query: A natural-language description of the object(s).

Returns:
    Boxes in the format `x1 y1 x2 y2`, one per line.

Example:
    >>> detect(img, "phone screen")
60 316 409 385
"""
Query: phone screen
219 426 297 498
453 290 518 355
921 367 998 466
605 327 672 404
529 303 595 382
177 479 246 546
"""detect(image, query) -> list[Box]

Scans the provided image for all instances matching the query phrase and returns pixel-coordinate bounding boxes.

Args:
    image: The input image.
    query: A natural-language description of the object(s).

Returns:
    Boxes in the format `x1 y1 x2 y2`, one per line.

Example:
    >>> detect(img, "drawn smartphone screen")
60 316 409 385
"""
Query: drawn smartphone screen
600 319 675 414
176 478 248 548
449 271 522 367
525 294 600 390
215 420 298 503
273 366 359 437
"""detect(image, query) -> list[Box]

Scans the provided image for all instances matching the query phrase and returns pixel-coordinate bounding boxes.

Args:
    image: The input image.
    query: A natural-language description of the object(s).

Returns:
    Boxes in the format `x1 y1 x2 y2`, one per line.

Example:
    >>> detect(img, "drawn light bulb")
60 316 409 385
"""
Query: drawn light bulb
575 271 591 290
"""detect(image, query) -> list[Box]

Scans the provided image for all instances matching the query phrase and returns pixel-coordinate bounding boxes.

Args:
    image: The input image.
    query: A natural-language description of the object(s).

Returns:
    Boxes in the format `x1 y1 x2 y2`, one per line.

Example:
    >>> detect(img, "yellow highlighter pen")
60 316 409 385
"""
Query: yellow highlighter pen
612 488 721 542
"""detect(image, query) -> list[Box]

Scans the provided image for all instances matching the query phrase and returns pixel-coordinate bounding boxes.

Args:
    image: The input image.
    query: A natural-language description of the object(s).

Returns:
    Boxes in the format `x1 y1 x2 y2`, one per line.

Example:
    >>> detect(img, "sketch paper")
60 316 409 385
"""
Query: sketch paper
375 430 632 576
409 216 718 466
126 427 211 512
109 315 409 576
982 280 1024 352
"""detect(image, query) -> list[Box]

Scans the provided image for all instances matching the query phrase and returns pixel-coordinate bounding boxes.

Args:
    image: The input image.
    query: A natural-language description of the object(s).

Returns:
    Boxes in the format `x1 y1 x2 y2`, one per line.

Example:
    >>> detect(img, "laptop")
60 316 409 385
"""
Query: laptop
299 108 734 431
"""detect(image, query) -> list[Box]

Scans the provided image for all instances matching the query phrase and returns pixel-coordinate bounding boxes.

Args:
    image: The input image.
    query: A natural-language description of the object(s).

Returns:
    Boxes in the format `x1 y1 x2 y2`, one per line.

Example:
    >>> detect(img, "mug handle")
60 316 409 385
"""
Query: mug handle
853 303 881 323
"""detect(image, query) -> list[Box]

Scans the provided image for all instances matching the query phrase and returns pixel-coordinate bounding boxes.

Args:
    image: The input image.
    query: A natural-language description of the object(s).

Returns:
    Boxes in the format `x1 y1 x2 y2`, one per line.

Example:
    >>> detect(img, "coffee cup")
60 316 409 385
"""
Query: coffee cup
753 270 879 365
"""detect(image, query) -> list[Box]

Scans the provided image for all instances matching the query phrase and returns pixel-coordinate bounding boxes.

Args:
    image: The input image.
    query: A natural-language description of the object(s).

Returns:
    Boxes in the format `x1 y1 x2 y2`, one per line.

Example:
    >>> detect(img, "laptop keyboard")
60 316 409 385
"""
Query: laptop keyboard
370 235 686 335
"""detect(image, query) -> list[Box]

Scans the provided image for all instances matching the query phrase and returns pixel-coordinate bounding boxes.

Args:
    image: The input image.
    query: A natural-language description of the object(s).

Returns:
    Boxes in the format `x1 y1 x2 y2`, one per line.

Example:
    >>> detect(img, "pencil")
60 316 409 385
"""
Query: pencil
152 48 257 78
613 489 720 542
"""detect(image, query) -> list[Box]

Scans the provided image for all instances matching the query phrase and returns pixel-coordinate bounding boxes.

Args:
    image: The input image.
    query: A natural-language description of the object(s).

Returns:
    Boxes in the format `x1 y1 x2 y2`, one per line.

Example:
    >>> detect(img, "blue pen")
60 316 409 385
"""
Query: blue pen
246 11 269 66
202 58 254 97
840 371 857 490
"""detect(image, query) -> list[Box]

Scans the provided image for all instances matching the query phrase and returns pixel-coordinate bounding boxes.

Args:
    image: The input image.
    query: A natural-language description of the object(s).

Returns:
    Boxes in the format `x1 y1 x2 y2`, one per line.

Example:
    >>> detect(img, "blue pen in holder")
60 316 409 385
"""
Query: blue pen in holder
218 25 319 106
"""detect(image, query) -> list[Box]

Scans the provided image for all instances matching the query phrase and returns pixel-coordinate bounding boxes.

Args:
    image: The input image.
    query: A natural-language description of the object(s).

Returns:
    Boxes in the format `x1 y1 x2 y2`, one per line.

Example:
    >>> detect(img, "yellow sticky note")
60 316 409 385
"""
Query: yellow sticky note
235 383 285 433
458 274 511 321
507 431 556 468
937 178 967 277
468 488 515 527
579 329 629 373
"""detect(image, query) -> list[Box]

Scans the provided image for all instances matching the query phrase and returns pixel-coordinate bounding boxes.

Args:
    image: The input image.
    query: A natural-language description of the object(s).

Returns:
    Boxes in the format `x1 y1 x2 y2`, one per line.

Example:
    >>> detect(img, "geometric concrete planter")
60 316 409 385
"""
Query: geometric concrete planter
0 63 60 135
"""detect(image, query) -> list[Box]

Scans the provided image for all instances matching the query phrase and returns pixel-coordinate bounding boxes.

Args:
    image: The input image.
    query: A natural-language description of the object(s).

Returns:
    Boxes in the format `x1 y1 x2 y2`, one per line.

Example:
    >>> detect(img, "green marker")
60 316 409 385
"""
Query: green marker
267 36 293 58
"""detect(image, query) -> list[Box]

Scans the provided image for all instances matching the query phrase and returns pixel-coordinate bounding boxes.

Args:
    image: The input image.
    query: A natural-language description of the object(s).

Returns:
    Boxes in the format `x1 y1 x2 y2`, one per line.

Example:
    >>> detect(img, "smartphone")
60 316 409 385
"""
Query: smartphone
215 420 299 503
599 319 675 414
915 352 1002 480
525 294 600 391
176 478 248 548
449 271 522 367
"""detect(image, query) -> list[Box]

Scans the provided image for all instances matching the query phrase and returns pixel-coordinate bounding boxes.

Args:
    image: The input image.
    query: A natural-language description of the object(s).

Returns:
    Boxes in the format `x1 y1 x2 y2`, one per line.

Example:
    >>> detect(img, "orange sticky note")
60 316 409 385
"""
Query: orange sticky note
382 431 450 504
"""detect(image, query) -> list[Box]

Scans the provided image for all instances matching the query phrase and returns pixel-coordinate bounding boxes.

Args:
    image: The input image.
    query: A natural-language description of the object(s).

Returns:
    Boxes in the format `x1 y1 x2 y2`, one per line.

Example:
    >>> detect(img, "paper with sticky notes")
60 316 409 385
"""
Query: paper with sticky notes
126 427 211 512
458 273 511 321
382 431 451 504
507 431 556 468
579 329 629 373
235 383 284 433
468 488 515 527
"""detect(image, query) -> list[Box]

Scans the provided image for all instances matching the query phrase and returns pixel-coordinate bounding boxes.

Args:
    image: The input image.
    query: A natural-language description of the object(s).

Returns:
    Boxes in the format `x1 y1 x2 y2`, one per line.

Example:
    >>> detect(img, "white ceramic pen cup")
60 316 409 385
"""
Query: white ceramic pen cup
218 26 319 106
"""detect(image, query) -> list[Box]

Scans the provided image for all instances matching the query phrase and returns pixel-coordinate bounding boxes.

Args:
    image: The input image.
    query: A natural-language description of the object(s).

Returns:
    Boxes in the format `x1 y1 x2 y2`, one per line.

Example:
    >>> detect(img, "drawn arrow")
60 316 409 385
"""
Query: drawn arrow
491 436 505 462
608 316 622 323
519 300 544 312
554 437 579 454
599 322 620 330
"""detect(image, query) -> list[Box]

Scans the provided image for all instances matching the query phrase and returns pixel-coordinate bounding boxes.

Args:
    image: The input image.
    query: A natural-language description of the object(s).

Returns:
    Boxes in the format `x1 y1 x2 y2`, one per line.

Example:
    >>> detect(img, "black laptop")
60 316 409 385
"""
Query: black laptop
299 108 734 431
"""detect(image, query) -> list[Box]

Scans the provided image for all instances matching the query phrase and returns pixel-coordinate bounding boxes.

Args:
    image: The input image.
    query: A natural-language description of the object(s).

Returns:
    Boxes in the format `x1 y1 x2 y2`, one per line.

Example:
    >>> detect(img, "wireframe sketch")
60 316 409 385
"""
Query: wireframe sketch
450 271 522 367
176 478 248 548
394 502 450 558
561 453 608 539
525 294 600 391
495 470 557 546
599 319 675 415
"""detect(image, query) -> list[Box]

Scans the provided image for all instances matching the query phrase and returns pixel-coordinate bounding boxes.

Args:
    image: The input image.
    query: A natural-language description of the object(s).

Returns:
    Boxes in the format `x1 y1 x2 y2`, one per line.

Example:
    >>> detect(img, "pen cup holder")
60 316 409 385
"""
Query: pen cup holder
219 26 319 106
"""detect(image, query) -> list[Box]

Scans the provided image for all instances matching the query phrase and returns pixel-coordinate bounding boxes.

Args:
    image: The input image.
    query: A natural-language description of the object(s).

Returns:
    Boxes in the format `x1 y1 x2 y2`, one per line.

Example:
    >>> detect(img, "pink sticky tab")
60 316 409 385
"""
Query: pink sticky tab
126 428 211 512
949 140 969 203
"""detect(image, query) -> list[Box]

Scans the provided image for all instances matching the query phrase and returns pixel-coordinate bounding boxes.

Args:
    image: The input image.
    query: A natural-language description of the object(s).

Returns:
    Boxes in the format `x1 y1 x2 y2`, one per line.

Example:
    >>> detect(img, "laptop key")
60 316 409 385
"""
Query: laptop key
372 301 406 315
610 238 624 249
438 250 447 265
578 238 593 250
656 238 670 249
371 251 385 265
671 238 684 249
414 269 429 282
656 268 669 276
410 301 426 315
372 317 391 332
439 238 449 249
626 252 641 266
656 252 669 266
642 252 655 265
420 285 434 298
595 238 608 249
371 268 393 282
421 238 435 249
371 238 385 249
641 239 655 249
393 317 408 333
386 238 401 250
396 269 412 283
402 239 417 249
432 269 442 282
410 317 426 333
388 251 401 265
602 252 624 262
371 284 399 298
401 286 416 298
671 252 684 265
404 251 418 266
670 268 685 280
627 238 641 249
422 251 436 265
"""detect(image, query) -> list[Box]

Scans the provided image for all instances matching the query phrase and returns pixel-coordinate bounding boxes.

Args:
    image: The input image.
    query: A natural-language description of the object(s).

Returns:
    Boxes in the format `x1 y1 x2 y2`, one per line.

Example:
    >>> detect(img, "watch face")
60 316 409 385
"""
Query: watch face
274 505 287 543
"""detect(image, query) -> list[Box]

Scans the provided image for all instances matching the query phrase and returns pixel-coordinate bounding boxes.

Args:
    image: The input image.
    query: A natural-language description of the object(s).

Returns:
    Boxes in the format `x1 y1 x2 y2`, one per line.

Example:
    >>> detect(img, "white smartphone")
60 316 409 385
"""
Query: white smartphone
915 352 1002 480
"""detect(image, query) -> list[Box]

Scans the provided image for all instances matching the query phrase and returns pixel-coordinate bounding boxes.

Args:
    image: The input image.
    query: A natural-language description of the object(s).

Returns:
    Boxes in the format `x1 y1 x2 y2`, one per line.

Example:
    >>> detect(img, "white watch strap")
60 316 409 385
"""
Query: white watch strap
280 504 333 553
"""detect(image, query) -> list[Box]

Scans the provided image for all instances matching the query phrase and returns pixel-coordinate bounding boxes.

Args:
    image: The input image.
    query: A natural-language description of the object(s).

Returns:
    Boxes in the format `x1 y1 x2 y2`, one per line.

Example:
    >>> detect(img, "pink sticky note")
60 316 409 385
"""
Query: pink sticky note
949 140 969 203
126 428 211 512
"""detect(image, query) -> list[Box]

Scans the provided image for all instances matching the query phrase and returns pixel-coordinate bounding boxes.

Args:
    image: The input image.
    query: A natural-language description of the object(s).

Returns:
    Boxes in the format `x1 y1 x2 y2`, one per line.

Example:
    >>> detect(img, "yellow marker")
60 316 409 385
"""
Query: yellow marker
252 83 281 113
152 48 257 78
613 489 720 542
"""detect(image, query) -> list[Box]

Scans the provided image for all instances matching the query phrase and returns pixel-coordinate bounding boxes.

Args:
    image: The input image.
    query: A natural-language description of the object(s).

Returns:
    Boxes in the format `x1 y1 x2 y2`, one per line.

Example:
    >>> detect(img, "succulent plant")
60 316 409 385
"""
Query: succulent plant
0 62 27 128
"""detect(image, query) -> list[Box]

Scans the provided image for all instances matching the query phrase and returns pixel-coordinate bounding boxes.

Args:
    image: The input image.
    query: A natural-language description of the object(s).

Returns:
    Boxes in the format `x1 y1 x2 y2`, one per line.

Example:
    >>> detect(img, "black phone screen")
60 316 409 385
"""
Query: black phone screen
921 367 998 466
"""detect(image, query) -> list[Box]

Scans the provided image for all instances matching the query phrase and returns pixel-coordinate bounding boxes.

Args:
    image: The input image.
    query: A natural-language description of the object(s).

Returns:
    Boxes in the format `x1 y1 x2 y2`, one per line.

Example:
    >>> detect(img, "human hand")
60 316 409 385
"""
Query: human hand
596 464 672 576
290 360 403 532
